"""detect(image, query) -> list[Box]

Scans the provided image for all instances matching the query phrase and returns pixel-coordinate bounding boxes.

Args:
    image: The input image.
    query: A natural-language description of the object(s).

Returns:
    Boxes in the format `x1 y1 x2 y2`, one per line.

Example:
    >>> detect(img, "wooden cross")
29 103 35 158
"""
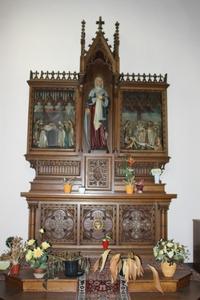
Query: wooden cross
96 16 104 31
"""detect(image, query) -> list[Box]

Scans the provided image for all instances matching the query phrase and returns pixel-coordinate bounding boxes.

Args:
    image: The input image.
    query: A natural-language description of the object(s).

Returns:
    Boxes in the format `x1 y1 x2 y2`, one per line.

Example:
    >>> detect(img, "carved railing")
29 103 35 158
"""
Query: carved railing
119 73 167 83
30 71 80 81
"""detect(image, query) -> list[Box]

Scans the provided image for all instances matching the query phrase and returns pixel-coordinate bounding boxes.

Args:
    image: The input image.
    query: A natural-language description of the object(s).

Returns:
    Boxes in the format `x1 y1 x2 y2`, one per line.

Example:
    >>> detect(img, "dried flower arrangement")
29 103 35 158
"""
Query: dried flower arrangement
6 236 24 265
93 250 163 293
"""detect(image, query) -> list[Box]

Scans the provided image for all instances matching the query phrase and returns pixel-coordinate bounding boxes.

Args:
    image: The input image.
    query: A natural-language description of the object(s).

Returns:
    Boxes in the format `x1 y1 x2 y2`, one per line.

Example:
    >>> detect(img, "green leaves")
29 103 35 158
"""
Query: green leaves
153 238 189 264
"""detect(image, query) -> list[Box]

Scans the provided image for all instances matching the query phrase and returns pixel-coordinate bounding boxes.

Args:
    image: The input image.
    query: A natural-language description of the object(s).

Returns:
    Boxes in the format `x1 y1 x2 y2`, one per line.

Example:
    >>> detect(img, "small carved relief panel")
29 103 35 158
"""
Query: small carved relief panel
35 159 81 176
40 203 77 244
119 205 155 243
80 205 116 244
85 156 112 190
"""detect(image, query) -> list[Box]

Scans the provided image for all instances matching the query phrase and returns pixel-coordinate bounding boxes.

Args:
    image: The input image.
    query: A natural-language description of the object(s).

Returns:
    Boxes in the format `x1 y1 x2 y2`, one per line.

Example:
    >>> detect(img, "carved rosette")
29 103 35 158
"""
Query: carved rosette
40 204 77 244
119 205 155 243
80 205 116 244
85 156 112 190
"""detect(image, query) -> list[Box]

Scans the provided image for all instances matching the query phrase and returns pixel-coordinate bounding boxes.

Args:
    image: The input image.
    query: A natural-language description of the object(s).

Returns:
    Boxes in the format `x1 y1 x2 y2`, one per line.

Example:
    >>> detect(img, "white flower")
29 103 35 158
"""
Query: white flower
33 247 43 258
27 239 35 246
41 241 50 250
39 228 44 234
25 250 33 261
167 242 174 248
168 251 174 258
151 168 162 176
153 248 158 257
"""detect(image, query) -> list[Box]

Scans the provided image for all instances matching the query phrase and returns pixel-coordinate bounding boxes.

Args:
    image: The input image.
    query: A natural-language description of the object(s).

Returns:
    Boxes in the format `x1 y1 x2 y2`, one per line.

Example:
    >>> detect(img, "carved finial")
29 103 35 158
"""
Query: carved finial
81 19 86 55
115 21 120 34
81 19 86 39
113 21 120 56
96 16 105 32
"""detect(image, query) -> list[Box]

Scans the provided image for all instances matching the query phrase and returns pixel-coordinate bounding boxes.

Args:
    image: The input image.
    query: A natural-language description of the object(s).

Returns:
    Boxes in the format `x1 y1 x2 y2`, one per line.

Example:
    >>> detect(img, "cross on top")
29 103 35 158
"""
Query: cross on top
96 16 105 31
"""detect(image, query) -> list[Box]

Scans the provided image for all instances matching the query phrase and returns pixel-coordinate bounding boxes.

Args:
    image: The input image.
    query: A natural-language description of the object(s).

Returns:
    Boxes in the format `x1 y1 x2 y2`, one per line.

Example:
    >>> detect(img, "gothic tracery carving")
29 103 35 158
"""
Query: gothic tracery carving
81 205 116 244
41 204 77 244
120 205 155 243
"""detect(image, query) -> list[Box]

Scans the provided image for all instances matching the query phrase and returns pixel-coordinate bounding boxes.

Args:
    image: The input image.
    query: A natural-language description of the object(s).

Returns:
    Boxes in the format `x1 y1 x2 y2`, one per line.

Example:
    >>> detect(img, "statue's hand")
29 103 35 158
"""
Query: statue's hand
85 108 90 114
98 95 103 100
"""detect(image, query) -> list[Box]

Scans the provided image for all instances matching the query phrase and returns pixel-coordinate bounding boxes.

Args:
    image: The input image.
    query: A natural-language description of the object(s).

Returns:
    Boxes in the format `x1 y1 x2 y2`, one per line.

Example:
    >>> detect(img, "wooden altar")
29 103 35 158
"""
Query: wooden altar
21 17 176 257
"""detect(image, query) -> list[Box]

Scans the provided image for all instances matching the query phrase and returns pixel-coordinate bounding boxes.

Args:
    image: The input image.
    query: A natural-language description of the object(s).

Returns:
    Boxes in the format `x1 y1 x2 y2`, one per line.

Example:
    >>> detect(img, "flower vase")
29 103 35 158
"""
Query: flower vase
64 260 79 277
125 184 134 194
102 240 109 250
64 183 72 193
33 268 46 279
154 174 160 184
10 263 20 276
161 262 177 277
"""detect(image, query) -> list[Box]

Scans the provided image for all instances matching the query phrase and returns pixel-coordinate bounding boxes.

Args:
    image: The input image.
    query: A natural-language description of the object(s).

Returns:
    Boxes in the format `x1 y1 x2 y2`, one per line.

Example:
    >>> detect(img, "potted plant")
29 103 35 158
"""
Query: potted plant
62 251 83 277
24 228 51 278
122 156 136 194
102 235 111 250
63 177 74 193
153 238 189 277
6 236 24 275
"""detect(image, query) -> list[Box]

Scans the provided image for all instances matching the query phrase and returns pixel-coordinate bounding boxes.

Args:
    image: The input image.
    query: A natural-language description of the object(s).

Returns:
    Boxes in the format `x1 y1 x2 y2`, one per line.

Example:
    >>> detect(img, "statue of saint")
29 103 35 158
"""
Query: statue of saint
84 77 109 151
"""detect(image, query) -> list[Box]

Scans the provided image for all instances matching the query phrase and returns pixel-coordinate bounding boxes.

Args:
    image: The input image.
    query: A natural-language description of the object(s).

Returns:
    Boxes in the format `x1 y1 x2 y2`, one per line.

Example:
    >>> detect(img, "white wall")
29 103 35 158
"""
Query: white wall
0 0 199 261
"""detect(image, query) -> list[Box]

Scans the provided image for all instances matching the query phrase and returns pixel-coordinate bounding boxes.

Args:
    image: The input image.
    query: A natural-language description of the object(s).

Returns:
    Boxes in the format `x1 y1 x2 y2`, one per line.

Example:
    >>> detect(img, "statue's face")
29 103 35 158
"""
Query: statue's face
95 77 103 87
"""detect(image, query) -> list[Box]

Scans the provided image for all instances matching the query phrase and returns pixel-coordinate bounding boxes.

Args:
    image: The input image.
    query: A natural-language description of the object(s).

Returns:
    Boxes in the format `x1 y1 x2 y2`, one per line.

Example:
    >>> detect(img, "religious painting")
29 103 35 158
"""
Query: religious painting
120 90 164 152
31 88 76 150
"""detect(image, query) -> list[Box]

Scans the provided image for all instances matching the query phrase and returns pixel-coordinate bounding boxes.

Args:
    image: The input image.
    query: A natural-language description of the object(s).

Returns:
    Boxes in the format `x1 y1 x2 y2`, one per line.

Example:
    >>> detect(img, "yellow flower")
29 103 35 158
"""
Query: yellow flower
41 241 50 250
25 250 33 261
27 239 35 246
33 247 43 258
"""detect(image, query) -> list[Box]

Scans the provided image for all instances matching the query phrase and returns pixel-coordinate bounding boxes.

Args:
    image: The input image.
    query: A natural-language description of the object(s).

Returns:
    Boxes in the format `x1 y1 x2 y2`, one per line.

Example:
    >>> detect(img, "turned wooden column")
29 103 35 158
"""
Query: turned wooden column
28 202 38 239
158 203 169 239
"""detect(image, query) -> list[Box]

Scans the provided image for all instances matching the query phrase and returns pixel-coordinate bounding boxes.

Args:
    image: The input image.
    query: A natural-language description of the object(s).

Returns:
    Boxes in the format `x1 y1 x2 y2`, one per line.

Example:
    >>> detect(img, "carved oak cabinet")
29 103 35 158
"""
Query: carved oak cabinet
21 17 176 257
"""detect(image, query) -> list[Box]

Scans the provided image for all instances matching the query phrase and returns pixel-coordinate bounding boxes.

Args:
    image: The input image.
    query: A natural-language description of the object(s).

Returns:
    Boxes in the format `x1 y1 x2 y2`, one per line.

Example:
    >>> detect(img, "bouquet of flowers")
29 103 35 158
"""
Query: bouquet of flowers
25 229 51 270
122 156 135 185
153 238 189 265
